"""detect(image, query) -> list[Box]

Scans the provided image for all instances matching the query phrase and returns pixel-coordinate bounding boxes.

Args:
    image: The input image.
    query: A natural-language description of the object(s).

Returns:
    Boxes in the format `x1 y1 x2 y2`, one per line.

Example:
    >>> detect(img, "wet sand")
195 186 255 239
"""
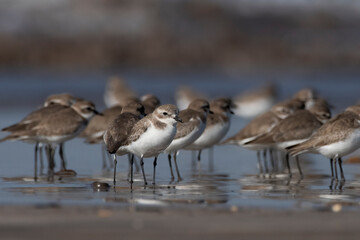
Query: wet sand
1 205 359 240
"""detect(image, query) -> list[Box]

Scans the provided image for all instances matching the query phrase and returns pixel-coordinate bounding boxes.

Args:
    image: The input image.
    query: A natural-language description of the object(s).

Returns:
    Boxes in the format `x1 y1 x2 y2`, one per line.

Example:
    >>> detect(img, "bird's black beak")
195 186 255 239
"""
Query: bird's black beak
94 110 103 116
174 115 182 123
209 110 214 114
229 109 234 114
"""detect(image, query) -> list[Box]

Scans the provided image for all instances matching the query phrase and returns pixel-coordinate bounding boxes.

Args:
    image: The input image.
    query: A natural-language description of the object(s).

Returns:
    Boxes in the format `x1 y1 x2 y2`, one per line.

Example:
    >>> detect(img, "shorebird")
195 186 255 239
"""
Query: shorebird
292 88 317 109
222 98 304 174
141 94 161 115
105 104 180 186
288 105 360 182
185 98 233 161
249 98 331 176
233 84 277 118
164 99 210 180
104 76 137 108
1 93 77 179
1 100 100 180
103 102 145 185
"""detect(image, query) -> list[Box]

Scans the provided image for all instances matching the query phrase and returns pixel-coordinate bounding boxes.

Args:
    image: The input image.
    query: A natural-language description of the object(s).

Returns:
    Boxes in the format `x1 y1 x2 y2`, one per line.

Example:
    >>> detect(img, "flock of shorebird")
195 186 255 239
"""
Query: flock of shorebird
1 77 360 189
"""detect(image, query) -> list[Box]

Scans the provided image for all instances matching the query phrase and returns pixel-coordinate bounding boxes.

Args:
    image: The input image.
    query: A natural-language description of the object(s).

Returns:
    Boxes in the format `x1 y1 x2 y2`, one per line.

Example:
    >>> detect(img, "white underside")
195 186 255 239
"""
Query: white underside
120 123 176 158
37 123 87 144
165 120 206 153
276 139 307 151
316 130 360 158
186 120 230 150
231 122 277 150
233 98 273 118
90 131 105 140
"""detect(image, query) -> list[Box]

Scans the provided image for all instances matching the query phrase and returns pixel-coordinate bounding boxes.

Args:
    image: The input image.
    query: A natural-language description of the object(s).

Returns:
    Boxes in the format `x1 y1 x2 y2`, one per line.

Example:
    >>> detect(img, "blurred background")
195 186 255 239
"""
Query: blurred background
1 0 360 108
2 0 360 70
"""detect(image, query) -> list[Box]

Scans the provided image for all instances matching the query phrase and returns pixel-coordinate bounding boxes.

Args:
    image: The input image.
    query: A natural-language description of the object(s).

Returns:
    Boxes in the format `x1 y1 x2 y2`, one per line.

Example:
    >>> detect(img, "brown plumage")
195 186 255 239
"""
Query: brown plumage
2 93 76 133
250 110 322 145
288 111 360 156
174 99 209 139
206 98 232 127
104 102 145 154
141 94 161 114
292 88 317 102
250 99 331 145
1 100 98 142
104 112 143 154
122 104 179 147
224 111 280 145
223 98 304 145
81 106 123 144
34 108 86 137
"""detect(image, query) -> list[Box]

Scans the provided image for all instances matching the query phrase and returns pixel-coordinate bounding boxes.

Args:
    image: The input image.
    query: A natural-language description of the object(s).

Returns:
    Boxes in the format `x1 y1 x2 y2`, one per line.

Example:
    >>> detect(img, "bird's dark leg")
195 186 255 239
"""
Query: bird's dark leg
130 154 134 189
257 151 264 177
197 150 202 162
47 145 55 182
168 154 174 180
113 154 117 185
152 157 158 185
174 152 182 181
59 143 67 170
34 142 38 182
330 158 334 179
338 157 345 181
140 157 147 185
39 144 44 175
334 157 338 181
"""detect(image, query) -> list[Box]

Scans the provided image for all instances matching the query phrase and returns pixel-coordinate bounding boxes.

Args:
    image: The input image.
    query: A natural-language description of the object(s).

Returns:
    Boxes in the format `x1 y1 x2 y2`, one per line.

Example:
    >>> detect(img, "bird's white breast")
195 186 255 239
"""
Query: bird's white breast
125 122 176 158
317 129 360 158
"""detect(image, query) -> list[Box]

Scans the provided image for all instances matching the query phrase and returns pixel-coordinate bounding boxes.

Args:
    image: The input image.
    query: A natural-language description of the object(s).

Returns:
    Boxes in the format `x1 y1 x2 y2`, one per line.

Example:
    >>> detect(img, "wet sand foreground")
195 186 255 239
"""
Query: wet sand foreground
0 205 359 240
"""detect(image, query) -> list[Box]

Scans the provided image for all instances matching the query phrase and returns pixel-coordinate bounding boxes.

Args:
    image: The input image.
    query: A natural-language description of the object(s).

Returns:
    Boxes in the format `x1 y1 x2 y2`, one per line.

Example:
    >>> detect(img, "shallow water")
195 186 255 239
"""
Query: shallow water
1 69 360 211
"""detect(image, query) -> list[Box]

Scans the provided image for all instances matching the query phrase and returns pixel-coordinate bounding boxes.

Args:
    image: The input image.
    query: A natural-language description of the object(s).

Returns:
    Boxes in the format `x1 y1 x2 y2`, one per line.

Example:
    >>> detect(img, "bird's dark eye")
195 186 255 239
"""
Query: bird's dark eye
163 112 168 115
86 107 93 111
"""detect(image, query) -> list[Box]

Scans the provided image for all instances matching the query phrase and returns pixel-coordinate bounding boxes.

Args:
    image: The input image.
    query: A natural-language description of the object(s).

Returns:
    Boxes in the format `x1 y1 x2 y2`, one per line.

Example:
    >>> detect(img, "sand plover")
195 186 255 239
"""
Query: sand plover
223 98 304 149
249 98 331 176
103 102 146 185
107 104 180 186
1 93 77 180
233 84 277 118
185 98 233 161
288 105 360 182
141 94 161 115
223 98 304 174
164 99 210 180
1 100 100 180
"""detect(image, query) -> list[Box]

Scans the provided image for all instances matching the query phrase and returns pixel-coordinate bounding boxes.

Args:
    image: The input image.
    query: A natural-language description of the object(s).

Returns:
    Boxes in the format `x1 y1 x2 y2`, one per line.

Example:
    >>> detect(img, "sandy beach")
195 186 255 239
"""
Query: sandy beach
1 205 359 240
